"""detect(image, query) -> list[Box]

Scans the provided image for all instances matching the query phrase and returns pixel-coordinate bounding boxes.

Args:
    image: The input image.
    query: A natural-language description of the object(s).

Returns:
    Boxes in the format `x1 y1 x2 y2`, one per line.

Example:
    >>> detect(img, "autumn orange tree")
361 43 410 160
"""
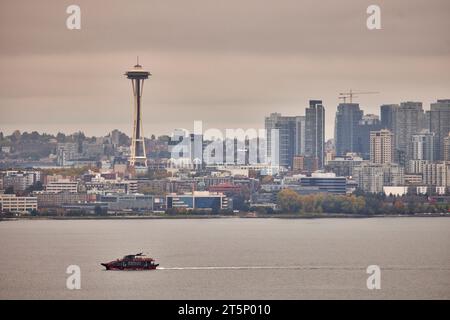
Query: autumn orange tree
277 189 301 212
277 190 367 214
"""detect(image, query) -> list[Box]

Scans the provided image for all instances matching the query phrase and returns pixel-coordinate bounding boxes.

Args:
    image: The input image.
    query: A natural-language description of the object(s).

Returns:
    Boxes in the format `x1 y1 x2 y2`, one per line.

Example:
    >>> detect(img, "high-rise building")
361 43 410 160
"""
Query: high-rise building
380 104 398 131
382 163 405 187
265 113 305 169
125 60 151 170
411 130 435 161
295 116 306 157
292 155 304 173
110 129 121 147
422 162 450 187
305 100 325 168
370 129 394 164
353 163 404 193
190 133 204 168
334 103 363 157
443 133 450 161
394 101 424 162
265 113 296 168
356 114 382 159
264 112 280 163
407 159 430 174
429 99 450 160
303 156 319 173
168 129 206 168
353 164 384 193
56 142 79 166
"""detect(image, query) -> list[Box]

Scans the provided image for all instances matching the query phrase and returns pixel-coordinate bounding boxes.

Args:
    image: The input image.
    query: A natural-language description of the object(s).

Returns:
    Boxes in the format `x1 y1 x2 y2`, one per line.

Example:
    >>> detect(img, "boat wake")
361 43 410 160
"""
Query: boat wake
158 266 316 270
157 265 450 271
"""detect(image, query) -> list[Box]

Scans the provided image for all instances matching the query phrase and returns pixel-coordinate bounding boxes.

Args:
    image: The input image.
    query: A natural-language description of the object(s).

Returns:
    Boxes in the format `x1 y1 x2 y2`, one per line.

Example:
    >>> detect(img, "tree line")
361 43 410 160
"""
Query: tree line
276 189 450 215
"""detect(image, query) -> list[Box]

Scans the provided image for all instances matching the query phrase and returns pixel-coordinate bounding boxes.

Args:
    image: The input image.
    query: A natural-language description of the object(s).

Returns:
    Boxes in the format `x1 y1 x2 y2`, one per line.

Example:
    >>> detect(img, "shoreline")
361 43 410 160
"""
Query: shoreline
1 212 449 221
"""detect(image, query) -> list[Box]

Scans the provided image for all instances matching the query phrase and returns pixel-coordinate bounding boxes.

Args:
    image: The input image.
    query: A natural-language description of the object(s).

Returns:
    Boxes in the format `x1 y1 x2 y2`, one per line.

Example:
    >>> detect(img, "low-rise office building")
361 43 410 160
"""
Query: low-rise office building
45 180 79 193
34 191 95 208
326 155 368 178
300 172 347 194
100 193 154 211
166 191 230 211
0 194 38 213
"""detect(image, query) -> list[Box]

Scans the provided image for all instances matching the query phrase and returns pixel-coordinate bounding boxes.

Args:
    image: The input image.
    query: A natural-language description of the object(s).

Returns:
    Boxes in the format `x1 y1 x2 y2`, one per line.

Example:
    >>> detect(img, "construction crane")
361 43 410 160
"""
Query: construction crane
339 89 379 103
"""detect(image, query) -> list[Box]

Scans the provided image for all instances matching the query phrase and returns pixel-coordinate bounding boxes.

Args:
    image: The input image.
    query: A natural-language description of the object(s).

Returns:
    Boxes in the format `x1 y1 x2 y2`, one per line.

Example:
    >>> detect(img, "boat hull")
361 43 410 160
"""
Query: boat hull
101 263 159 271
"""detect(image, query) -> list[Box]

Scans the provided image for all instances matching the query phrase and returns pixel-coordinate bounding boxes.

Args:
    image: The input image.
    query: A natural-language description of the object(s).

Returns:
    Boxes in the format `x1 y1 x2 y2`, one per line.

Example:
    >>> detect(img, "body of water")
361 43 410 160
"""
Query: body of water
0 218 449 299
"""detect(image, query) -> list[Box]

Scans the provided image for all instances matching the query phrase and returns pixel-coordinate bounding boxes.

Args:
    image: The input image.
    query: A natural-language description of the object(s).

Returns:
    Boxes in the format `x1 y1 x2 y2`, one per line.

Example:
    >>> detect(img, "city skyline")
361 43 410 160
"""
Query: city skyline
1 0 449 139
1 0 450 304
1 97 447 140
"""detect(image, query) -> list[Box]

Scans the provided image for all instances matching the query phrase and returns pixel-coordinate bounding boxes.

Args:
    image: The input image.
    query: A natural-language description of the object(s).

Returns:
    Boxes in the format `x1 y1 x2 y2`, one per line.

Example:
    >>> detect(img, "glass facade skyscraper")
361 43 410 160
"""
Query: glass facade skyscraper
265 113 305 169
429 99 450 160
305 100 325 169
334 103 363 156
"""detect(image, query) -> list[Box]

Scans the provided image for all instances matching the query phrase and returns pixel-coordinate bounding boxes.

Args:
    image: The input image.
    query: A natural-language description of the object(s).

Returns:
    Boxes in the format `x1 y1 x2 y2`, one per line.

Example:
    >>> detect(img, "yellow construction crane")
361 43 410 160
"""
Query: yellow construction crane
339 89 379 103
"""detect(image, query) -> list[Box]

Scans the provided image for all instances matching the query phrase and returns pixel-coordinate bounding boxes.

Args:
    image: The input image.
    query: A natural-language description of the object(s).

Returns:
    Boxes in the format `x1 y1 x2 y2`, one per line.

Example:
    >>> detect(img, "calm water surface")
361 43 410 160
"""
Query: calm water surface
0 218 449 299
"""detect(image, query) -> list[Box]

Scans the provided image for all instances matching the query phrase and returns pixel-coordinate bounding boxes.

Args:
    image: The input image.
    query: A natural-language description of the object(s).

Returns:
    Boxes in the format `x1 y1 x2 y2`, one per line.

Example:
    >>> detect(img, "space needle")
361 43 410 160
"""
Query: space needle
125 58 151 171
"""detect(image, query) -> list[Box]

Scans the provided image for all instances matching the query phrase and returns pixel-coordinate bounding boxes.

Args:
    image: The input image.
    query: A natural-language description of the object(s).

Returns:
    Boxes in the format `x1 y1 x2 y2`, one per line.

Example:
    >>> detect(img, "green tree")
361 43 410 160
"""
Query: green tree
56 132 66 143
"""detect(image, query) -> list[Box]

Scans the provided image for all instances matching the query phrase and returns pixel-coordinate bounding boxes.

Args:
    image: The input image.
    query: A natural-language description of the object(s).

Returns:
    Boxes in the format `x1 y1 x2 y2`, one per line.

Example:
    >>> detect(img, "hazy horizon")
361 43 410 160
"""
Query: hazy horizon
0 97 447 140
1 0 449 139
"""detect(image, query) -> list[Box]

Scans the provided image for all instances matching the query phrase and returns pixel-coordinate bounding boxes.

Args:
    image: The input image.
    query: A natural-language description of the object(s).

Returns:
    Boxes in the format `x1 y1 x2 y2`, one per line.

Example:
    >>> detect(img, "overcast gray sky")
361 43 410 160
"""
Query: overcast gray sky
0 0 449 139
